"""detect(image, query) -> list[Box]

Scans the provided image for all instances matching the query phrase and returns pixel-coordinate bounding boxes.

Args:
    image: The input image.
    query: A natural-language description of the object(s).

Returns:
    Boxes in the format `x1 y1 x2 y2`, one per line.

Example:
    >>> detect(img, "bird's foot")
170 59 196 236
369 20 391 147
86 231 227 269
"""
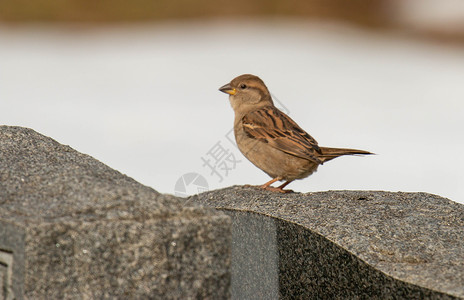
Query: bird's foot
260 185 294 194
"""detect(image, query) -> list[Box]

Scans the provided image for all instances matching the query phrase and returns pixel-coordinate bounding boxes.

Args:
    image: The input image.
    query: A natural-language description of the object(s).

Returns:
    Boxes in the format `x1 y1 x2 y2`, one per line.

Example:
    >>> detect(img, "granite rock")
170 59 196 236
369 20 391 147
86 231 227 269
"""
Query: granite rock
3 124 462 299
0 126 230 299
192 186 464 299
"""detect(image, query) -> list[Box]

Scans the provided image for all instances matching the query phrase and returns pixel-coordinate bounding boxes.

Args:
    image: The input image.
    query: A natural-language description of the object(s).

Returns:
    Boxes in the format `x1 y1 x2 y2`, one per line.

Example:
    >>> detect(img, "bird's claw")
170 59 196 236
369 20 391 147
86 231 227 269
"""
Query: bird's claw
260 185 294 194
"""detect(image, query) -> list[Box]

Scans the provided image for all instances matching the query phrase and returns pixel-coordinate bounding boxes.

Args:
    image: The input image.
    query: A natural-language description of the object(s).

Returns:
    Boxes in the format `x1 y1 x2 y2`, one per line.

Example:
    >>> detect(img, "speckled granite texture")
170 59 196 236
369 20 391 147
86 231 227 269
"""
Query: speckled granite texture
192 186 464 299
0 126 230 299
3 125 462 299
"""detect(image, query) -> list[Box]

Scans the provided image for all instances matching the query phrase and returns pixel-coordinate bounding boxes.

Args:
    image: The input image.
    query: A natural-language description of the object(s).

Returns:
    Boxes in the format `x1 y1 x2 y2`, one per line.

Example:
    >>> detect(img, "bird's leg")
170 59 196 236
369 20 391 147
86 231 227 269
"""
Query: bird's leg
258 177 294 193
243 177 280 189
277 180 293 193
277 180 293 191
260 177 281 189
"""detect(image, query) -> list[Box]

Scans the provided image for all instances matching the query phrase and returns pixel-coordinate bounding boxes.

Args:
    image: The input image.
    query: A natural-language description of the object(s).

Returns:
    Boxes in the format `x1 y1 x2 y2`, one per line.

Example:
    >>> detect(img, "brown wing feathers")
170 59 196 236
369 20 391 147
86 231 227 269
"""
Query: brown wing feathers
242 106 323 164
242 106 373 165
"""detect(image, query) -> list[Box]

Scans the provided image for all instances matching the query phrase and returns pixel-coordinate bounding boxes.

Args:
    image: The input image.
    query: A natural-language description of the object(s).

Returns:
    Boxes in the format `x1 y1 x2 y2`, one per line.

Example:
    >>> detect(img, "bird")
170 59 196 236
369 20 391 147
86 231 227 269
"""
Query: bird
219 74 373 193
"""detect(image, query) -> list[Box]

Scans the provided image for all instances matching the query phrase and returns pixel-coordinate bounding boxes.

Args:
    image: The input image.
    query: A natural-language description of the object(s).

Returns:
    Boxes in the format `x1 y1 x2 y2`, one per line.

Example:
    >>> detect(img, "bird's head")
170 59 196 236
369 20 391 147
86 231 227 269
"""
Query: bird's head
219 74 273 114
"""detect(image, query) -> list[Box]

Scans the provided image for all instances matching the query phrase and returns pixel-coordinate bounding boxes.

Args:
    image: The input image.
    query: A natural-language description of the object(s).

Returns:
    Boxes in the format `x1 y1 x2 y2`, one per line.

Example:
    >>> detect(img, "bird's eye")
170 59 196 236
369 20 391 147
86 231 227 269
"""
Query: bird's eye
240 84 247 89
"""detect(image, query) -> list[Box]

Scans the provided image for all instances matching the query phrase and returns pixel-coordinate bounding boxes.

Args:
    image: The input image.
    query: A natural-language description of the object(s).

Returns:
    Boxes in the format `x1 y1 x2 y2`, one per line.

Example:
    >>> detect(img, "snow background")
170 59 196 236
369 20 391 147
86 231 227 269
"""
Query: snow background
1 19 463 203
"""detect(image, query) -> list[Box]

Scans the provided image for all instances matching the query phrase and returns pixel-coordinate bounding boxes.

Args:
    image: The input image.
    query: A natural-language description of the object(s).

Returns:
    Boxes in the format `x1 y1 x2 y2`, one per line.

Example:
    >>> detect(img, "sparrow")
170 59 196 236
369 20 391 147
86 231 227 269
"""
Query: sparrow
219 74 372 193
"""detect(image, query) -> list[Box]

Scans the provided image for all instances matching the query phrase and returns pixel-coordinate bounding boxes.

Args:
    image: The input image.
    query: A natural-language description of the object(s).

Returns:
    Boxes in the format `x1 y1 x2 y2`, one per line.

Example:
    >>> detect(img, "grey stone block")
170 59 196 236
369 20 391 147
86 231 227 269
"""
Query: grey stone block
192 186 464 299
0 126 230 299
227 211 279 300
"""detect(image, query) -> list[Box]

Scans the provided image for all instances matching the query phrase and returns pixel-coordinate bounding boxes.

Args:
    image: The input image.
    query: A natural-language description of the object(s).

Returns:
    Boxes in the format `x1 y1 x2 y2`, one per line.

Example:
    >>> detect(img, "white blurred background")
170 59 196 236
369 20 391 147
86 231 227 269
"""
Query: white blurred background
1 1 463 203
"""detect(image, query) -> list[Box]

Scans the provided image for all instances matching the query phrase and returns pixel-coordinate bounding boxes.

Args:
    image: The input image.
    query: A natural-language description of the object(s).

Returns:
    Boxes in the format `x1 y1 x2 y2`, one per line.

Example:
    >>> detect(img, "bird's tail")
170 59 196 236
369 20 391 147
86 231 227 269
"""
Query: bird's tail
319 147 373 163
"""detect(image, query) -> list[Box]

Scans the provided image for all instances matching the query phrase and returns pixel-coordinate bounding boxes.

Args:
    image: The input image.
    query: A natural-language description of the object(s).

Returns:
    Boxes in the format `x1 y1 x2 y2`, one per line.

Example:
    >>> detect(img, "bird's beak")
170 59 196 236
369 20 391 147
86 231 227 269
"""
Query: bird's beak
219 83 236 95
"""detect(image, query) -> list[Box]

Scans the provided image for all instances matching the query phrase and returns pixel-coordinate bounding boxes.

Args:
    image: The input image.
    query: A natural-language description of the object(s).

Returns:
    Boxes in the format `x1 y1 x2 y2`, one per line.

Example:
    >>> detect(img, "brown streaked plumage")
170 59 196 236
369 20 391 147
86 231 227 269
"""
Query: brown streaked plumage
219 74 373 193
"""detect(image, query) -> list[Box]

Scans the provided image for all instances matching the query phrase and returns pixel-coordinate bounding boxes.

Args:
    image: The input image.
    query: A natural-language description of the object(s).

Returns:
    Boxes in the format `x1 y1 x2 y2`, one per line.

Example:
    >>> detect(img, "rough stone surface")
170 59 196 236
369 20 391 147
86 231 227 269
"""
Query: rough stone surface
192 186 464 299
226 211 279 299
0 126 231 299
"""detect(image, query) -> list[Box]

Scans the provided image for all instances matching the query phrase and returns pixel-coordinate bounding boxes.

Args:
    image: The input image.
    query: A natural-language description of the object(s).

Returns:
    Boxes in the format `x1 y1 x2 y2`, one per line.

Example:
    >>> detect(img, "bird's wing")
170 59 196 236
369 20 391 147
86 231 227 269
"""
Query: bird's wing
242 106 323 164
